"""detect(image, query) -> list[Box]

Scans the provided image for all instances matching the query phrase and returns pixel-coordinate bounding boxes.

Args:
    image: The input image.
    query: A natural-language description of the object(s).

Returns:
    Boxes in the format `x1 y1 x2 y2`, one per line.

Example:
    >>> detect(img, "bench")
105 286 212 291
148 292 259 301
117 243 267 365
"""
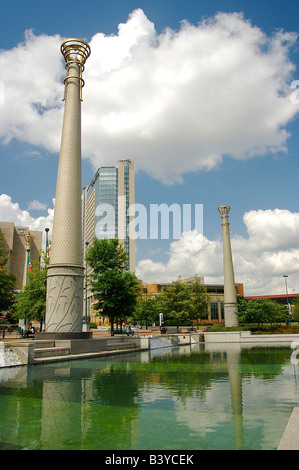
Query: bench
125 330 134 336
161 327 181 333
14 326 35 338
187 328 197 332
113 329 134 336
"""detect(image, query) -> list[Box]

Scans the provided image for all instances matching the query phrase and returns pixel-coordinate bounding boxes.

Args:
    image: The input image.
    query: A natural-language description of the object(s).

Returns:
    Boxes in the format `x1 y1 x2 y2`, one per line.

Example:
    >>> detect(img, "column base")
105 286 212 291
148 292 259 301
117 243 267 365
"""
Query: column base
45 264 84 333
224 303 239 327
35 331 92 340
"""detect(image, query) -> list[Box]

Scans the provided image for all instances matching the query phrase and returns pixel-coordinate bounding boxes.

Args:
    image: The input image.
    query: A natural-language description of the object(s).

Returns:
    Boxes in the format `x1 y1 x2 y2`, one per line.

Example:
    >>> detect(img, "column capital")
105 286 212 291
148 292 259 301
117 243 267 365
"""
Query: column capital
218 205 231 217
218 205 231 226
61 38 91 101
60 38 91 67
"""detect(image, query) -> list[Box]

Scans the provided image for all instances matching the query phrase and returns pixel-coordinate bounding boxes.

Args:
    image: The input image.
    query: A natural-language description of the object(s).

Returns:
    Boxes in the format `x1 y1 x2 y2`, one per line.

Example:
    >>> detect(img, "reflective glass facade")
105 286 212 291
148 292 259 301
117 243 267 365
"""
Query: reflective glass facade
95 167 118 239
83 160 135 272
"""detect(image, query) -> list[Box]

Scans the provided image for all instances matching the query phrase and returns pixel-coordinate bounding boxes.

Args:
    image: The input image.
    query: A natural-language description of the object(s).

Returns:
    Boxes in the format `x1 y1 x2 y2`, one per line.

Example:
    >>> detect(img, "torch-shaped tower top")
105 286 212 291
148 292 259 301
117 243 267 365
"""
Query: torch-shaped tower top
60 38 91 67
218 205 231 217
60 38 91 101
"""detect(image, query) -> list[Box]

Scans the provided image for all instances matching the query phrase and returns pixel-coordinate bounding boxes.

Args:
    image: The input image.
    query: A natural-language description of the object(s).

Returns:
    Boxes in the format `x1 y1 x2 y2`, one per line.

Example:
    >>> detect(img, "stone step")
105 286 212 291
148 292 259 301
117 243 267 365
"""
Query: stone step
33 348 138 364
34 347 70 358
106 342 135 351
33 340 56 349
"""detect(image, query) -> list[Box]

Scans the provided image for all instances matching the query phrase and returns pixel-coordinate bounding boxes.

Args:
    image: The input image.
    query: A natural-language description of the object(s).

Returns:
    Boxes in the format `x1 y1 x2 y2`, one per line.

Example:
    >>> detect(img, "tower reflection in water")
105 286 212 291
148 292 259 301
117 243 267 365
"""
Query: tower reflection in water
0 344 294 450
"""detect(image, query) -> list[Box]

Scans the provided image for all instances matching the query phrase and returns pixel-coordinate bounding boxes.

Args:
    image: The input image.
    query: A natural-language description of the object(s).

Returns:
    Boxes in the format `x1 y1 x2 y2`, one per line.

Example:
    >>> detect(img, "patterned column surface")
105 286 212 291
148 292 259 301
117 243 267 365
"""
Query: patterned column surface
46 265 84 332
46 39 90 333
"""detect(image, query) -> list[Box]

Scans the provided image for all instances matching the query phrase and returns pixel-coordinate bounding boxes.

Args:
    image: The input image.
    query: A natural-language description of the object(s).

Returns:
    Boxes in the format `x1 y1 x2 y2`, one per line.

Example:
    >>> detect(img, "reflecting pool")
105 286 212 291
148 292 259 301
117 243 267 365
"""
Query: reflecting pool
0 343 298 450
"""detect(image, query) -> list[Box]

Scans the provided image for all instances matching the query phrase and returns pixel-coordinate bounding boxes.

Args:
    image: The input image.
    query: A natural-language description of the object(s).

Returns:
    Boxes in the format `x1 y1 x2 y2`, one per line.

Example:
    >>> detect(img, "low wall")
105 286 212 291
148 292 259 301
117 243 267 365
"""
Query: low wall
4 331 299 368
166 333 204 345
204 331 251 343
204 331 299 344
0 342 35 367
55 336 149 354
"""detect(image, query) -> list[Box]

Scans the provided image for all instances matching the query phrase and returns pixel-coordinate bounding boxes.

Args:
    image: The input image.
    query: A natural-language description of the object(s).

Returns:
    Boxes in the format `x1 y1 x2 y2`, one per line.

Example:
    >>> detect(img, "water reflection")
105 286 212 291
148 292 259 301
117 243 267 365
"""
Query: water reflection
0 343 296 450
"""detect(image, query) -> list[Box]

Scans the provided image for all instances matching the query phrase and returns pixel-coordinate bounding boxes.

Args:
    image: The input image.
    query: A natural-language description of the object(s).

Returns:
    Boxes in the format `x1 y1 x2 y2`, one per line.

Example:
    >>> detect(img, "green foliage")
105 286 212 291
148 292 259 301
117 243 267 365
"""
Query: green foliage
157 276 210 326
86 238 140 334
292 296 299 321
0 233 17 313
189 275 211 324
237 296 286 326
159 278 194 326
134 295 161 327
86 237 127 272
13 260 47 323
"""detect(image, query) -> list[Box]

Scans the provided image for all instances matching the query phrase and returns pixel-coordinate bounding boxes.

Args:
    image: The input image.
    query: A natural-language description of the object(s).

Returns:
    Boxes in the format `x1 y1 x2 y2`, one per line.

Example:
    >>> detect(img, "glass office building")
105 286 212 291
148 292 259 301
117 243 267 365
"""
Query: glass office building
82 159 135 273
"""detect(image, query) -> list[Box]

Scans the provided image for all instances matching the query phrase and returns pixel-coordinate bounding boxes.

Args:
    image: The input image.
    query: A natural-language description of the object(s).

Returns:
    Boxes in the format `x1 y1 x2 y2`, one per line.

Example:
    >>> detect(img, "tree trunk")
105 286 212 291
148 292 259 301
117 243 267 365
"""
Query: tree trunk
111 316 114 336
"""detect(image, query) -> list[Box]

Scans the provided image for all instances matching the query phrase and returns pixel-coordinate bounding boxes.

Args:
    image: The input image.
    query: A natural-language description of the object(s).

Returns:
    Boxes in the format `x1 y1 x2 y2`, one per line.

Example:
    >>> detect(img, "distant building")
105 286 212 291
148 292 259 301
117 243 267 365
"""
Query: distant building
82 159 135 324
0 221 42 290
82 159 135 272
142 277 244 324
245 293 298 306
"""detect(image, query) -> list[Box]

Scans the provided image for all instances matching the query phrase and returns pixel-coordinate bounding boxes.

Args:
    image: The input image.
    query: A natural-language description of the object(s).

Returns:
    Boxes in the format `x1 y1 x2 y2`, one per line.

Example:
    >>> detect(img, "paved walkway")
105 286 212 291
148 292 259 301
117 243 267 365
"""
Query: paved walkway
278 407 299 450
0 326 167 342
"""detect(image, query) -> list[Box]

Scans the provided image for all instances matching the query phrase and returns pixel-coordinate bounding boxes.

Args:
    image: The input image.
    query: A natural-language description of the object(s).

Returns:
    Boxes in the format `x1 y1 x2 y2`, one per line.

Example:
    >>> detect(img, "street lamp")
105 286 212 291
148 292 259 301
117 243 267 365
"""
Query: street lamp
43 228 50 332
24 233 34 334
45 228 49 259
84 241 89 328
283 275 291 326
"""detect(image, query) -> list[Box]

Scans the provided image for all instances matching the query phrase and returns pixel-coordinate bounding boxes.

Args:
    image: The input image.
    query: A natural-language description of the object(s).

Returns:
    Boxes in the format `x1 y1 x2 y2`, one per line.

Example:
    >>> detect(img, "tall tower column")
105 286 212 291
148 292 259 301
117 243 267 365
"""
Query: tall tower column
218 205 239 327
45 39 90 334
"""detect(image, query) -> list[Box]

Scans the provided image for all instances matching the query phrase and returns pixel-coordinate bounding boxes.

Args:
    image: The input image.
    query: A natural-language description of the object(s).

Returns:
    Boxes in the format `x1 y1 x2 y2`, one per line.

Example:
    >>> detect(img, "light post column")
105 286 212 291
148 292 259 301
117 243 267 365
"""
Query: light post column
83 241 89 331
42 228 50 332
24 233 34 333
45 228 49 258
45 39 90 335
218 205 239 327
283 275 291 326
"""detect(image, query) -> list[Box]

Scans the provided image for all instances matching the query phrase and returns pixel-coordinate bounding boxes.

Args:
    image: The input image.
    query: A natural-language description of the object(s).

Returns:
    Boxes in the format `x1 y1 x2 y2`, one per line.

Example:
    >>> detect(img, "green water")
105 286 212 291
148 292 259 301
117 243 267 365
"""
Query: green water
0 343 298 450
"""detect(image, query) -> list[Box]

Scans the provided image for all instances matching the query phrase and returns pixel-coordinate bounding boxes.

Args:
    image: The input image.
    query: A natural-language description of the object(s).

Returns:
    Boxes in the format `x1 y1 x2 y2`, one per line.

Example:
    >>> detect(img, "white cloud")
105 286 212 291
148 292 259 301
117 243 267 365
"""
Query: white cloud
0 30 64 151
0 194 54 248
0 10 298 183
136 208 299 296
27 199 47 211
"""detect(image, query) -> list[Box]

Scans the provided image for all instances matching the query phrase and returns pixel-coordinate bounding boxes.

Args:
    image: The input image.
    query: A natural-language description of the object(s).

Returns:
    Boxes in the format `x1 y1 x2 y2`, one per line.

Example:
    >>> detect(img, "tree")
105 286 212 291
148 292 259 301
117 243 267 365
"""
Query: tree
86 238 140 335
189 276 211 326
159 278 194 327
270 302 287 325
0 233 16 314
134 295 160 329
292 297 299 322
13 259 47 330
237 297 286 327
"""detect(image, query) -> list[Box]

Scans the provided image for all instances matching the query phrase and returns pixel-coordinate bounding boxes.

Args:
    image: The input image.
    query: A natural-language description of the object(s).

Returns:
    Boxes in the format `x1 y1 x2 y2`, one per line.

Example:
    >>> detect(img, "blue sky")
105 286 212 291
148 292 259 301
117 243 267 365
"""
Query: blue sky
0 0 299 295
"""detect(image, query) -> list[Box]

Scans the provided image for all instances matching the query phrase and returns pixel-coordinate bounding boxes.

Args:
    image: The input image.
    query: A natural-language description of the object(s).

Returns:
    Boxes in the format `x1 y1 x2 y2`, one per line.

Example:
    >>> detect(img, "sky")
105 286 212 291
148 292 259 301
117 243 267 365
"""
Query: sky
0 0 299 296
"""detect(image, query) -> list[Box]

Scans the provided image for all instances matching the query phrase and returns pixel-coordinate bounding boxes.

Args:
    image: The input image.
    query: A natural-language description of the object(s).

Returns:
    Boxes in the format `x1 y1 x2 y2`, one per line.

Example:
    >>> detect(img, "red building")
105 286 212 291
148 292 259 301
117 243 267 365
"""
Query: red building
245 293 298 306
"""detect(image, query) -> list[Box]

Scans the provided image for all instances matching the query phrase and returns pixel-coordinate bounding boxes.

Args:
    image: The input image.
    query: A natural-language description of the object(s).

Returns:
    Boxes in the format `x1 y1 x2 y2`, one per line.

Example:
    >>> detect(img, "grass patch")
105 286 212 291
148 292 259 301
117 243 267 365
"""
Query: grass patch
210 323 299 334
